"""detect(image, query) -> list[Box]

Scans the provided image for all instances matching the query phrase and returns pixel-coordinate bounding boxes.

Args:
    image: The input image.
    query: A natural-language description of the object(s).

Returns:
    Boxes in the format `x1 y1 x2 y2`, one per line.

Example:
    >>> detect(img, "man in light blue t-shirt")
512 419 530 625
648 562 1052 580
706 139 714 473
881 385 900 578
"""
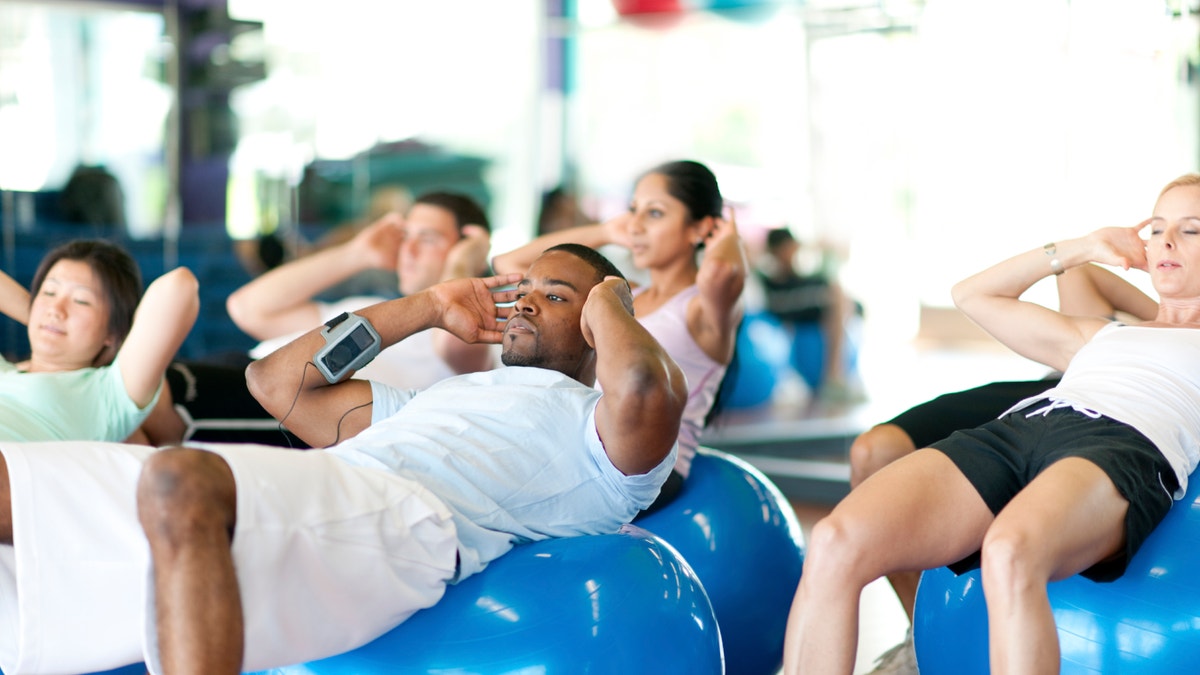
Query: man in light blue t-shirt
131 243 688 673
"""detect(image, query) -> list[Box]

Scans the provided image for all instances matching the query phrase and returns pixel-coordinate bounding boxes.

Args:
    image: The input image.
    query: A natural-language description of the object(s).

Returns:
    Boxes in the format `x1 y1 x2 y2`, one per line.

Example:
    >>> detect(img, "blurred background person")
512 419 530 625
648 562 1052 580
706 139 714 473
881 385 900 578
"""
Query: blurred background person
756 226 862 402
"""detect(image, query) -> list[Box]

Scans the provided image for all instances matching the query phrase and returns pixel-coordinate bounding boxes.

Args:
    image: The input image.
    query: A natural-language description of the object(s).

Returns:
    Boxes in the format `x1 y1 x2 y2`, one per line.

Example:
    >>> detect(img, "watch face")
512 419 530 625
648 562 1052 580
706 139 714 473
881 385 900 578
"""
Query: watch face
322 323 374 374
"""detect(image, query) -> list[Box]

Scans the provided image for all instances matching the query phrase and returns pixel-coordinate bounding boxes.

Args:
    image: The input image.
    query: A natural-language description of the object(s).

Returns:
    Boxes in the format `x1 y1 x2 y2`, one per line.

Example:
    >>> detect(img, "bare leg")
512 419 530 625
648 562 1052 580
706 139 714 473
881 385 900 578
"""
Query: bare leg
137 447 242 675
847 424 921 620
981 458 1128 675
784 449 993 675
848 424 916 489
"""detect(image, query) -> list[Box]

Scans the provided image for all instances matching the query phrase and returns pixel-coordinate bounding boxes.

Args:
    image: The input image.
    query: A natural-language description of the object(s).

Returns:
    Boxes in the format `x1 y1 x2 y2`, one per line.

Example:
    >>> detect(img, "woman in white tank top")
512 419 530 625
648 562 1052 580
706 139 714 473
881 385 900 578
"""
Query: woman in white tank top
785 174 1200 675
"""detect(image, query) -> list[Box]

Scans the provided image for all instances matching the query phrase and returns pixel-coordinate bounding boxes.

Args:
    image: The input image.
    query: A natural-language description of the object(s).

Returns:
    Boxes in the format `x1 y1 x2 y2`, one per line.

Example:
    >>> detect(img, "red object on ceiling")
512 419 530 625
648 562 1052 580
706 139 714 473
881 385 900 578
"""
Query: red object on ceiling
612 0 685 15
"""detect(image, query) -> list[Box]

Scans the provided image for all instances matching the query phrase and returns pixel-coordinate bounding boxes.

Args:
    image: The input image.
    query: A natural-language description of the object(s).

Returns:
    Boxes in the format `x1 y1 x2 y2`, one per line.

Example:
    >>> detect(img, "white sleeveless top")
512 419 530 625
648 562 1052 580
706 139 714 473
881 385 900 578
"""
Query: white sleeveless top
1003 322 1200 497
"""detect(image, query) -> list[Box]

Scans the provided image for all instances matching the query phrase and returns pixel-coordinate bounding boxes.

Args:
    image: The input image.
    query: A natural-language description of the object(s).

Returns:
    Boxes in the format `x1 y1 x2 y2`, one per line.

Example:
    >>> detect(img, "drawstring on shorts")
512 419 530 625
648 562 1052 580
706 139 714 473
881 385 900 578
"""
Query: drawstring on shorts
1025 399 1102 419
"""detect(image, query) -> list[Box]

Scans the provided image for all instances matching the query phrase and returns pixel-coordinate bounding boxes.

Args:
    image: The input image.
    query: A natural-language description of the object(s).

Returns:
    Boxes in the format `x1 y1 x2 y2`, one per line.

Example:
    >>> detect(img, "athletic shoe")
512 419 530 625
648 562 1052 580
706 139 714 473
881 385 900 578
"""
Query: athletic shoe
866 629 918 675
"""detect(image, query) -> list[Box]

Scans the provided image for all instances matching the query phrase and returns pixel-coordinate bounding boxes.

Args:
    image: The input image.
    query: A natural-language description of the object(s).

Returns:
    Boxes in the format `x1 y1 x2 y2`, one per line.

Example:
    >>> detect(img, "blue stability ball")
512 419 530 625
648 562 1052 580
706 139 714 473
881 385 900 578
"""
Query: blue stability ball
789 323 826 392
94 665 146 675
702 0 782 24
257 527 723 674
1 661 150 674
722 312 790 409
914 471 1200 674
636 448 806 675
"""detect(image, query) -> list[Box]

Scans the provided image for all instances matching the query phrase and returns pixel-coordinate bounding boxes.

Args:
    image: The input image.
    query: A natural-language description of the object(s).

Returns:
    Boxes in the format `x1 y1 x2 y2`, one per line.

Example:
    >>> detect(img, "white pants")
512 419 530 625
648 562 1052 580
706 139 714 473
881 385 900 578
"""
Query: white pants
0 441 155 675
0 441 458 675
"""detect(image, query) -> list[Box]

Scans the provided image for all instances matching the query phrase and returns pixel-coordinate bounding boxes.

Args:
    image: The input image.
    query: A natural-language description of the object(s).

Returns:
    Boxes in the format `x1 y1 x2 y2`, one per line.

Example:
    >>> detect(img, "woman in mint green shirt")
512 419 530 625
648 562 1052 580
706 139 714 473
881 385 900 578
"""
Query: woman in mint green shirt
0 240 198 442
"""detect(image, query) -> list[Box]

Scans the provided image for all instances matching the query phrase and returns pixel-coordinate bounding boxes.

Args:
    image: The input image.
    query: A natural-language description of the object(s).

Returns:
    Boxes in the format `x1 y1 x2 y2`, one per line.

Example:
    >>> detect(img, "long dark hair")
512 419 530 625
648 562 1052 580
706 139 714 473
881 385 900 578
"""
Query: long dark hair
641 160 724 222
30 239 142 365
641 160 736 427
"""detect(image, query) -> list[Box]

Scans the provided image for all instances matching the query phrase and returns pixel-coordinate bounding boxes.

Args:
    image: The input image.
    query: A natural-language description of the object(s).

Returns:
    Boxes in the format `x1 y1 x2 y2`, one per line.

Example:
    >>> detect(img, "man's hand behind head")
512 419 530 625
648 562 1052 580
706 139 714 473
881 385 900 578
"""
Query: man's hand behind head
426 272 521 345
441 224 492 281
348 211 406 270
580 276 634 349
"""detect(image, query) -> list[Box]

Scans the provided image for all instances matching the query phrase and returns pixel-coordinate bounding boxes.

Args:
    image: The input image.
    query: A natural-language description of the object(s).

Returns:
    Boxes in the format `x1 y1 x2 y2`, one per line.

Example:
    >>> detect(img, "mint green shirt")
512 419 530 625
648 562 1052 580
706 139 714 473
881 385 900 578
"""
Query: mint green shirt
0 354 157 441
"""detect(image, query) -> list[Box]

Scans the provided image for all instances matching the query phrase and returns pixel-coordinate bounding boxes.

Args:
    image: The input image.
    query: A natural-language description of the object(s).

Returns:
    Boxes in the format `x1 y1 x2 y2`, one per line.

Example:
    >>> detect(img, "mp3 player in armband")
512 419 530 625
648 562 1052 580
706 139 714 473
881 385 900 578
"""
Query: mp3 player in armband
313 312 382 383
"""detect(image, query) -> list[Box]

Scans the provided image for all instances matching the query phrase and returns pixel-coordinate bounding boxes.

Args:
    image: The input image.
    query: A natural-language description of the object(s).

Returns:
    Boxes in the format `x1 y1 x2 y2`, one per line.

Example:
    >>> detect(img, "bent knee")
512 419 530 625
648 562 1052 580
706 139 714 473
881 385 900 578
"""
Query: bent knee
848 424 915 488
138 448 236 538
979 525 1048 590
805 514 878 584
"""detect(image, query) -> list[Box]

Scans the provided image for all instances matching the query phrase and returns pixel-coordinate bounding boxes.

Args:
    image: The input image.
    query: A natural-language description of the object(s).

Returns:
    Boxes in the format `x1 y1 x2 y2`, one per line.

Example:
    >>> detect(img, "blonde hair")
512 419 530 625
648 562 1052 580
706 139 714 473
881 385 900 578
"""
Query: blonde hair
1159 173 1200 198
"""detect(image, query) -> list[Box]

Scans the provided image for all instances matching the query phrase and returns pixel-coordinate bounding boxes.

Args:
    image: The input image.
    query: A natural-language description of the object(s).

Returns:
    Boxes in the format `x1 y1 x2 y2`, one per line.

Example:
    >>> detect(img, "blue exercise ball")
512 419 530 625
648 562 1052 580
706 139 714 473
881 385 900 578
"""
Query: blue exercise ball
254 527 723 674
702 0 783 24
721 312 790 410
636 447 806 675
789 323 826 392
0 659 148 674
94 665 145 675
914 470 1200 674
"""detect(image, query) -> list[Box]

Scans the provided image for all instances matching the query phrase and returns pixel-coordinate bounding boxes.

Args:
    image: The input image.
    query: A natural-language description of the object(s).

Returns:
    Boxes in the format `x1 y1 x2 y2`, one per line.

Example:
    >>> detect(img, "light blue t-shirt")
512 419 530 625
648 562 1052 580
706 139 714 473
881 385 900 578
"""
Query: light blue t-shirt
0 354 157 441
326 366 677 580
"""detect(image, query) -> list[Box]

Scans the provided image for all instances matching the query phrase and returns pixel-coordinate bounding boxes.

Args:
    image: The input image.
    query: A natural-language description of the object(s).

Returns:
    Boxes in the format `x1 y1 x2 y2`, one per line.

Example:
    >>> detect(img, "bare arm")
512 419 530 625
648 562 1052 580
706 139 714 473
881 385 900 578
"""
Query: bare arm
430 224 497 374
951 225 1147 372
0 268 29 325
226 212 404 340
491 218 628 276
246 272 522 447
117 267 200 408
690 209 748 364
819 280 852 382
1056 263 1157 322
132 379 188 445
587 278 689 475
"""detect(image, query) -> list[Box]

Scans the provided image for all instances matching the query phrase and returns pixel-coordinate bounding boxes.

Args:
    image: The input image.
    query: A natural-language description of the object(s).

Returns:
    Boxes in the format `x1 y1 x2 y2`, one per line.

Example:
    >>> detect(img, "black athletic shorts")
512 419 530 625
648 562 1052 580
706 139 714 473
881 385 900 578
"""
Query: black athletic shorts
930 405 1178 582
888 377 1061 449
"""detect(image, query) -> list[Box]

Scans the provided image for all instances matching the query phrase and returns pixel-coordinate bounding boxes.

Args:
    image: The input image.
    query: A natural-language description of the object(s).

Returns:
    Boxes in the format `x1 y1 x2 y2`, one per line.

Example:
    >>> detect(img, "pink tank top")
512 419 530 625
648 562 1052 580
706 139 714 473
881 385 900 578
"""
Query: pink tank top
633 285 726 478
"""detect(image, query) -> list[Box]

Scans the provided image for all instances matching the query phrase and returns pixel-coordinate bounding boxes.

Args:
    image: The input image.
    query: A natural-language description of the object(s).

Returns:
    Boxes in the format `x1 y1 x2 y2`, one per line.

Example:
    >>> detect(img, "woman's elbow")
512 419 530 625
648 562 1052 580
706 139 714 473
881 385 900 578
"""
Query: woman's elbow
158 267 200 322
162 267 200 299
950 280 973 311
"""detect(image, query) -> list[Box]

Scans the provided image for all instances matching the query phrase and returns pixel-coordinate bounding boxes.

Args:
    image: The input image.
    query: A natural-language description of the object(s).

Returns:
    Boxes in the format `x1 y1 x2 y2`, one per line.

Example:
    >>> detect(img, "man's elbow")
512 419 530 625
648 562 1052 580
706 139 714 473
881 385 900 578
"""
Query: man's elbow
622 361 688 423
245 358 289 417
490 253 521 276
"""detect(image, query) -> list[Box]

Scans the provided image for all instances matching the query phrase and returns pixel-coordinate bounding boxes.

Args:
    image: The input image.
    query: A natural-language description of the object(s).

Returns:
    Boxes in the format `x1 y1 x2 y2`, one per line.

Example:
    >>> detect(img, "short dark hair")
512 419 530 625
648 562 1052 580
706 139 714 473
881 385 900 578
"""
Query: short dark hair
413 191 491 233
30 239 143 364
765 227 797 253
60 164 125 227
544 243 625 284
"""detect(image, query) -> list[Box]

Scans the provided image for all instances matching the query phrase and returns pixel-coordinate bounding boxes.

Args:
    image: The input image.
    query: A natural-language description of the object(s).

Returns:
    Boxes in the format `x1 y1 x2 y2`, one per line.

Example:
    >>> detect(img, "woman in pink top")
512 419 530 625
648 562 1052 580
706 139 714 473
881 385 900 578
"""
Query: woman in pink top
494 160 747 511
